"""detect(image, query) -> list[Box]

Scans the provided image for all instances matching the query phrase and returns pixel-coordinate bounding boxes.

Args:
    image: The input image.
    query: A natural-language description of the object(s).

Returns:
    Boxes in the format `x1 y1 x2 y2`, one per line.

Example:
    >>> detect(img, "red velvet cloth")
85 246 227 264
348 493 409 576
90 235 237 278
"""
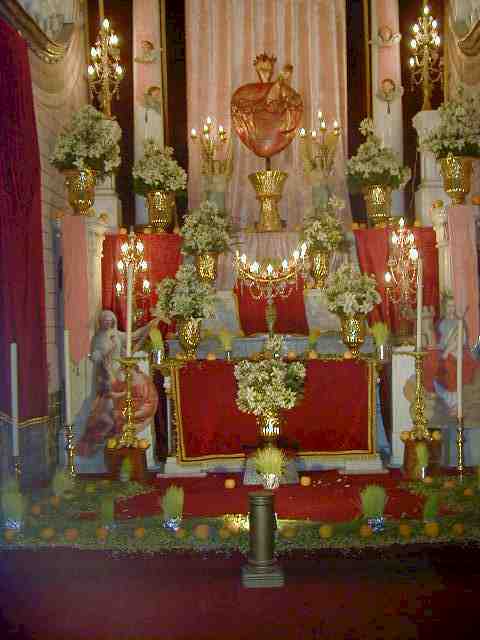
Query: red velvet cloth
176 359 373 461
234 279 309 335
0 19 48 421
354 227 440 332
101 233 182 330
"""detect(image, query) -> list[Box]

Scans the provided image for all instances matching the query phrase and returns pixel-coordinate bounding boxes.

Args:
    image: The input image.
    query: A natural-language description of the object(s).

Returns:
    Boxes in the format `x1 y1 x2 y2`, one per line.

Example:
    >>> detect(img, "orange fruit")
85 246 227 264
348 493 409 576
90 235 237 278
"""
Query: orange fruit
194 524 210 540
3 529 16 543
424 522 439 537
218 527 231 540
359 524 373 538
400 431 411 442
138 439 150 450
40 527 55 541
398 523 412 539
308 351 318 360
280 526 296 539
134 527 146 539
343 351 354 360
319 524 333 539
30 504 41 516
224 478 236 489
423 476 434 485
175 527 187 540
463 488 474 497
300 476 312 487
50 495 61 508
96 526 109 541
64 528 79 542
443 479 456 489
452 523 465 536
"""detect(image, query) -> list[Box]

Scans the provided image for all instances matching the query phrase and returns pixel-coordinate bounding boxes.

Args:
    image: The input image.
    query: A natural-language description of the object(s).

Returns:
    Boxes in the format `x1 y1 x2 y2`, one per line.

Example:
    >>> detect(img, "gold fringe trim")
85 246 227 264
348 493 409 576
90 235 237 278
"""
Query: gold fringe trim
0 411 50 429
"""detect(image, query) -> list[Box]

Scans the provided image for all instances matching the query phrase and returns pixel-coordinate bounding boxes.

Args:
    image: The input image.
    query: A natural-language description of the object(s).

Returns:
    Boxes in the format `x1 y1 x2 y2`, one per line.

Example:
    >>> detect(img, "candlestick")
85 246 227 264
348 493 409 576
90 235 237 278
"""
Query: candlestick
457 317 463 420
416 257 423 350
126 263 134 357
10 343 19 458
63 330 72 425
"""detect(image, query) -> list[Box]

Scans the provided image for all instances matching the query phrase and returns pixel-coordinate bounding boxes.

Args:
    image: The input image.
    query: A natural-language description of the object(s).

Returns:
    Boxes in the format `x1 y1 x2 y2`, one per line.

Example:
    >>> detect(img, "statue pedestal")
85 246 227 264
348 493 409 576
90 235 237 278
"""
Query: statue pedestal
412 110 447 226
95 175 122 230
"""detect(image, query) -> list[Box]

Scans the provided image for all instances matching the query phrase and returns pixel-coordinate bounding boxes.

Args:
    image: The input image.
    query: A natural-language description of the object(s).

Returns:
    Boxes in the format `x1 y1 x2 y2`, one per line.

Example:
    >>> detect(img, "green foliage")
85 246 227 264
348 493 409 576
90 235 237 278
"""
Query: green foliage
161 485 184 520
52 469 75 497
415 442 429 473
149 327 164 348
371 322 390 347
254 447 287 476
100 495 115 526
360 484 388 519
308 330 320 349
423 494 440 522
119 457 132 482
1 479 25 523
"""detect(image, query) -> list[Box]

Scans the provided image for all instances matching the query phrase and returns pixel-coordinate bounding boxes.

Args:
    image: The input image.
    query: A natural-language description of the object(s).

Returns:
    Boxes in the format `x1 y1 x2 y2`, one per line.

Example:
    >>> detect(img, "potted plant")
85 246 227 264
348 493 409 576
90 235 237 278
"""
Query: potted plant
181 200 233 283
325 263 381 357
346 118 411 226
132 138 187 232
50 105 121 215
160 485 184 531
371 322 391 362
234 358 305 446
360 484 388 532
254 446 287 490
155 264 216 359
422 86 480 204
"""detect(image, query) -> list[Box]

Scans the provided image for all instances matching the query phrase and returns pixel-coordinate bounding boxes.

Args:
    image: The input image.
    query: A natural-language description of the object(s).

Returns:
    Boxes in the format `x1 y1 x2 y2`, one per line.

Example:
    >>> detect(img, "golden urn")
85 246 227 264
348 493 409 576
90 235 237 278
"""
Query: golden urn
177 317 202 360
362 184 392 227
195 252 219 284
439 154 474 205
257 407 282 447
64 169 96 216
248 169 287 232
310 250 331 289
146 191 176 233
339 313 366 358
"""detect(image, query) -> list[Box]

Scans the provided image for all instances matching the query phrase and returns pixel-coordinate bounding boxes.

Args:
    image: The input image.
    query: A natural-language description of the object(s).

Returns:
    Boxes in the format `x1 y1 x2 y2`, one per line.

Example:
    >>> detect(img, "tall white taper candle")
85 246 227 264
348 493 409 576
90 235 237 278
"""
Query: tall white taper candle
416 258 423 351
457 317 463 420
10 343 19 457
64 330 73 425
126 263 134 357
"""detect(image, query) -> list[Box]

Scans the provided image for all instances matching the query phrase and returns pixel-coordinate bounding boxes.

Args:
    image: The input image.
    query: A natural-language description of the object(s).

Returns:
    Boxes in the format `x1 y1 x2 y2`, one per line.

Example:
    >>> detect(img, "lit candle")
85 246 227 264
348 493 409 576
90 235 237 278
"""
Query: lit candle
126 263 134 357
10 343 19 457
191 128 197 139
416 257 423 350
63 330 72 425
457 317 463 420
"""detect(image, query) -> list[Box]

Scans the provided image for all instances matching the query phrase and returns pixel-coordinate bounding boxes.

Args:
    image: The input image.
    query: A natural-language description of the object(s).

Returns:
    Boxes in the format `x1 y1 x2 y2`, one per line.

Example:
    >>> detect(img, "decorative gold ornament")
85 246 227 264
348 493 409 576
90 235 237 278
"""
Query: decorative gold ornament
63 169 96 216
146 190 175 233
190 117 232 179
117 356 141 448
408 4 442 111
412 351 430 440
339 313 366 358
195 252 219 284
310 250 331 289
248 170 288 232
456 417 465 477
257 408 282 447
87 17 123 118
362 184 392 227
439 154 473 205
64 423 76 478
177 318 202 360
299 114 341 179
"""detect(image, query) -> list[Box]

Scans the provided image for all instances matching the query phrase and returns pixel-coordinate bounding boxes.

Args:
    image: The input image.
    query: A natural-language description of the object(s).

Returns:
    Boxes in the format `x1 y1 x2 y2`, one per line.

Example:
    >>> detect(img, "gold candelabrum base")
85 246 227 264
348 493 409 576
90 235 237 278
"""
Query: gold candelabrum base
258 408 282 448
456 417 465 478
265 300 277 337
412 351 431 441
248 170 288 232
117 356 140 448
64 423 77 478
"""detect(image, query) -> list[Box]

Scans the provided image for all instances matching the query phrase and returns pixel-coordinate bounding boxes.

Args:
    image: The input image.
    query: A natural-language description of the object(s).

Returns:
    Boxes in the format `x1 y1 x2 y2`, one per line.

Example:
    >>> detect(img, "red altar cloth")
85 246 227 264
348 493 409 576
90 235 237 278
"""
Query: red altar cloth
354 227 440 332
175 359 374 462
102 233 182 330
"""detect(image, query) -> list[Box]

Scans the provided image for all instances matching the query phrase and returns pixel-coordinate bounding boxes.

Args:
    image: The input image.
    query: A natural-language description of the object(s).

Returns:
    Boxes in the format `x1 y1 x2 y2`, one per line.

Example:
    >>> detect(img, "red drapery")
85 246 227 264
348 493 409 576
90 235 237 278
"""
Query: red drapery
175 359 373 461
101 233 182 330
354 227 440 331
0 19 48 422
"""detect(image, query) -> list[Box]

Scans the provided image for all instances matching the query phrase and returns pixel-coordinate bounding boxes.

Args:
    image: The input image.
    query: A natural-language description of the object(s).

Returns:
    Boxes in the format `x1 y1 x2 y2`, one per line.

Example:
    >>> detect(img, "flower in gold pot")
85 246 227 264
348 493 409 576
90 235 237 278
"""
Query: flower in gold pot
177 317 202 360
146 190 176 233
439 154 474 205
63 168 96 216
338 312 367 358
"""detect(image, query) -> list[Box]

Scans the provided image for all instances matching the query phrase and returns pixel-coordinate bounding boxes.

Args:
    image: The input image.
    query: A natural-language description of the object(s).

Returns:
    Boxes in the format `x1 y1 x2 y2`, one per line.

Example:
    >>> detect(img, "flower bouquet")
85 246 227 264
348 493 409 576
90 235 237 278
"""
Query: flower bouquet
132 139 187 195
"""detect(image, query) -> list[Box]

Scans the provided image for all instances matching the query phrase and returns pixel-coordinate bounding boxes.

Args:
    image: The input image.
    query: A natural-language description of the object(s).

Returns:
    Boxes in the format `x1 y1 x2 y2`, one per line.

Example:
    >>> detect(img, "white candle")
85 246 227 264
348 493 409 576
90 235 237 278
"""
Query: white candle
126 263 134 356
457 318 463 420
63 330 72 425
10 343 19 457
416 258 423 350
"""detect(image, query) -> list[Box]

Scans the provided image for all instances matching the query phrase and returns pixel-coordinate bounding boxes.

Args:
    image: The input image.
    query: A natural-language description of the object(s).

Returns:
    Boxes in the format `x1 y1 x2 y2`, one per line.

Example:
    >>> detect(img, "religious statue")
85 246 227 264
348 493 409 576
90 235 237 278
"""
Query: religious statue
77 310 158 457
143 84 163 141
231 53 303 159
134 39 159 64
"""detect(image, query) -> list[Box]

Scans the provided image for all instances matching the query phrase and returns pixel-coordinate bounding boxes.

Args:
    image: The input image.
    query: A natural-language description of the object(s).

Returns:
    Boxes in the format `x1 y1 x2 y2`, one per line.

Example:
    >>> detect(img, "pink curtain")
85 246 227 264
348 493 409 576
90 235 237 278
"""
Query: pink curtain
186 0 348 229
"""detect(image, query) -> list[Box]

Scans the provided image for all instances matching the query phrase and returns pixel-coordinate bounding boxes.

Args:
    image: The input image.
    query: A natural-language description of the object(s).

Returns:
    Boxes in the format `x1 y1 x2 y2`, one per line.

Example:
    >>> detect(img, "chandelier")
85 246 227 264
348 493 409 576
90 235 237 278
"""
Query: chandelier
408 2 442 111
190 116 233 179
87 17 123 118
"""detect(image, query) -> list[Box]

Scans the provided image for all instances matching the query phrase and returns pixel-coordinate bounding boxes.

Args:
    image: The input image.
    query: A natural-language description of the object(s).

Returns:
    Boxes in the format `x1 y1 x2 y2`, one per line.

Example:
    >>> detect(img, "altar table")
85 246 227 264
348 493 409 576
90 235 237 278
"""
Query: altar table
169 359 376 463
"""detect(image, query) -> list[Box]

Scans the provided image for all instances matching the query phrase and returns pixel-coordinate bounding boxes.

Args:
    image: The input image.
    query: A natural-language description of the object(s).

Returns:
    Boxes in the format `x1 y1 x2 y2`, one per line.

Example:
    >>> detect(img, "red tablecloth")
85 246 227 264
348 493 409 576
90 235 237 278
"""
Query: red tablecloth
174 359 375 462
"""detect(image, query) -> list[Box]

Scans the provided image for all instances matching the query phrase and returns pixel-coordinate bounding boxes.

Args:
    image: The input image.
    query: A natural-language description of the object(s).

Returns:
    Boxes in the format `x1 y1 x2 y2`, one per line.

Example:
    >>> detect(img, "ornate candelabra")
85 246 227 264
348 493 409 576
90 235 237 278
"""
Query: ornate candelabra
298 112 341 179
64 423 76 478
235 245 307 336
384 218 418 341
412 351 431 440
190 116 233 179
116 356 140 448
115 231 149 331
408 2 442 111
87 17 123 118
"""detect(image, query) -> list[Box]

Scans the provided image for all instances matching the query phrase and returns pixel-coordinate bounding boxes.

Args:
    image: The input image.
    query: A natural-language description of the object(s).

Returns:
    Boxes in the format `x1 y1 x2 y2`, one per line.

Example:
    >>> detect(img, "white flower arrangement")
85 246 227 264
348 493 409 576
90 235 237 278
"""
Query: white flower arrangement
302 202 346 254
346 118 411 190
422 86 480 159
325 263 381 316
181 200 232 255
155 264 216 322
49 105 121 180
133 139 187 195
234 359 306 417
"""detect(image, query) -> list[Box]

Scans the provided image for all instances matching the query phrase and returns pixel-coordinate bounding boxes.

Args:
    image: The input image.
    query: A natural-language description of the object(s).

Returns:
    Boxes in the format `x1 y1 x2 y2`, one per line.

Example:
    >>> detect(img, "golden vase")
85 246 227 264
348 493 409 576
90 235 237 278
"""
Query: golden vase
146 191 176 233
248 170 288 232
310 250 331 289
339 313 366 358
439 154 474 205
257 408 282 447
64 169 96 216
195 252 219 284
177 317 202 360
362 184 392 227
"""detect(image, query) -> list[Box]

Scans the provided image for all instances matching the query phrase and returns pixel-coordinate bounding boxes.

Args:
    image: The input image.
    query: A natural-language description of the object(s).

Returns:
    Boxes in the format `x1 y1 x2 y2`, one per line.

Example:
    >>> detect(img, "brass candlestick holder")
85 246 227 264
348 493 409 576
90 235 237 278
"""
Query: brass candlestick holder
190 117 232 179
64 423 77 478
408 3 442 111
299 112 341 179
117 356 140 448
456 417 465 478
412 350 431 441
